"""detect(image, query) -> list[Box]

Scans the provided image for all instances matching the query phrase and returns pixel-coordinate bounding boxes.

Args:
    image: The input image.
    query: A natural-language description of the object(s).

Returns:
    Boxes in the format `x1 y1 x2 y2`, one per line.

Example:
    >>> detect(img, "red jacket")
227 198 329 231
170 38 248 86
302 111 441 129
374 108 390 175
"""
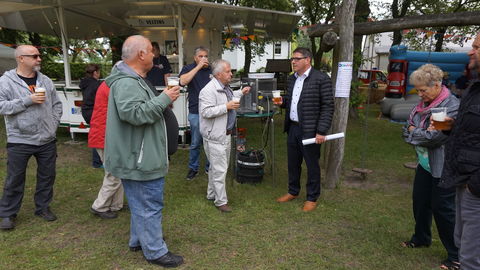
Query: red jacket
88 81 109 149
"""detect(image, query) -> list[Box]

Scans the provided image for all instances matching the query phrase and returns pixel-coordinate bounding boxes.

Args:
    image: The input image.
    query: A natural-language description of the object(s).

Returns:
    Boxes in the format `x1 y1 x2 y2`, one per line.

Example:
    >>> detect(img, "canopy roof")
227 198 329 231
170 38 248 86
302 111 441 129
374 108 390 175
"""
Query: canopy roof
0 0 301 40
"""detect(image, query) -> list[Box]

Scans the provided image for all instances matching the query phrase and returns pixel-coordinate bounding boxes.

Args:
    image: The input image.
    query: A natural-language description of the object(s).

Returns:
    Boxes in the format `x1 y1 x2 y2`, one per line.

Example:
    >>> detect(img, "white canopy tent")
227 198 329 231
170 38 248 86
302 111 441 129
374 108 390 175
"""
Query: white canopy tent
0 0 301 86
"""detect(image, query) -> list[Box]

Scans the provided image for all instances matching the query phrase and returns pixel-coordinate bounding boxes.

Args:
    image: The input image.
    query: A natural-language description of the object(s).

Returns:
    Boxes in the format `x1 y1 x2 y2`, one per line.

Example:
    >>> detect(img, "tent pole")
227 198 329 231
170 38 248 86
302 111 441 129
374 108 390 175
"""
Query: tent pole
56 5 72 87
177 4 184 72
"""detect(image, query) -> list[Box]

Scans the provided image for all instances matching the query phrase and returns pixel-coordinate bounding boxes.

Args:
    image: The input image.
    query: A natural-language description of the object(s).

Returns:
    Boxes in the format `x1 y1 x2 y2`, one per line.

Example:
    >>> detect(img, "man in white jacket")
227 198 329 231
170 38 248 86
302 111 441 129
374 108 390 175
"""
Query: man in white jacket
199 59 250 212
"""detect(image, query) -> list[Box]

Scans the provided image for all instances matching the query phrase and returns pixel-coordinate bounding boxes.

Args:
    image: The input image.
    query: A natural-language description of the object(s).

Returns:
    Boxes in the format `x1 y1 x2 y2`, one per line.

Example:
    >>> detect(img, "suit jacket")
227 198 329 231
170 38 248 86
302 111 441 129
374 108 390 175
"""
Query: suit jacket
283 68 334 139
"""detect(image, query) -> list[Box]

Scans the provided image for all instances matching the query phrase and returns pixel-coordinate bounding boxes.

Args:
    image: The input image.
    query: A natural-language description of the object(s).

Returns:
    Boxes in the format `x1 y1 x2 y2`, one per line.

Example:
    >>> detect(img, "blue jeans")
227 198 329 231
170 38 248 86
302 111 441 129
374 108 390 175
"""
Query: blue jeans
188 113 209 171
122 178 168 260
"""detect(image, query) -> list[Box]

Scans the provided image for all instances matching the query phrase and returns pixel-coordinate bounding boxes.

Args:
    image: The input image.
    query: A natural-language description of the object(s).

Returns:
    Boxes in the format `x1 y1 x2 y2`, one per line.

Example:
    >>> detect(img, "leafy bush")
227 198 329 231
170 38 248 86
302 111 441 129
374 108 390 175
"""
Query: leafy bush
41 62 112 81
349 80 367 119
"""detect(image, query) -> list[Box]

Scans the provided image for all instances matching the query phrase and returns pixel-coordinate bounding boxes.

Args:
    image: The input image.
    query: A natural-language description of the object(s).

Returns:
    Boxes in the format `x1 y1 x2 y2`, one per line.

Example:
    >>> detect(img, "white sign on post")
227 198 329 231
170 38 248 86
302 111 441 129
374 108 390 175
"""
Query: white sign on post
335 62 353 98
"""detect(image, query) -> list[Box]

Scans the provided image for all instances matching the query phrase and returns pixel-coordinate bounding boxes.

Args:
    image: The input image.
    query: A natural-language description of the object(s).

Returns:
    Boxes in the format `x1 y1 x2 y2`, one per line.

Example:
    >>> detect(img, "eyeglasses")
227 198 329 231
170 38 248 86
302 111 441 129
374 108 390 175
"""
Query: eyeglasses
21 54 41 59
290 57 307 62
417 89 429 94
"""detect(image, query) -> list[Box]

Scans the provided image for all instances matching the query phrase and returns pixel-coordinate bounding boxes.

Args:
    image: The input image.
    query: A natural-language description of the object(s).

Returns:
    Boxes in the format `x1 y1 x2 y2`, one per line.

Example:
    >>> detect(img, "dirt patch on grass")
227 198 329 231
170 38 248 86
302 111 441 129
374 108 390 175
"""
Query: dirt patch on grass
341 169 412 190
56 141 91 167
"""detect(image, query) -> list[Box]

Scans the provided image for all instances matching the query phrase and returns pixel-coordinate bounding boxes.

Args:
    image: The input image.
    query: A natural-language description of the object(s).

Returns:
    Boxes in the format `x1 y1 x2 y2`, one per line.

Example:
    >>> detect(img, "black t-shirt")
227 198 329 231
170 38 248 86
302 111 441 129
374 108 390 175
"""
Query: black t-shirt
146 56 172 86
18 73 38 93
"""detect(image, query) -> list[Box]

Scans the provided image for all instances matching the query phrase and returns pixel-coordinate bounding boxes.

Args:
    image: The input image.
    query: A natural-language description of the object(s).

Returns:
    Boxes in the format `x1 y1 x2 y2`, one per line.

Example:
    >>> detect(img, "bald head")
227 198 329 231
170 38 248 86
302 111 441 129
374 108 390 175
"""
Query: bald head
121 35 154 76
14 45 42 76
122 35 151 61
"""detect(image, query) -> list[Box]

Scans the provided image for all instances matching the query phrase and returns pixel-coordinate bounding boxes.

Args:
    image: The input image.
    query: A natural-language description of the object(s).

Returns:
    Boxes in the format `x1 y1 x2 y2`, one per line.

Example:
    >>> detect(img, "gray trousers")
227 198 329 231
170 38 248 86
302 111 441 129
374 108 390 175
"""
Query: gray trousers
203 135 231 207
0 141 57 217
455 186 480 270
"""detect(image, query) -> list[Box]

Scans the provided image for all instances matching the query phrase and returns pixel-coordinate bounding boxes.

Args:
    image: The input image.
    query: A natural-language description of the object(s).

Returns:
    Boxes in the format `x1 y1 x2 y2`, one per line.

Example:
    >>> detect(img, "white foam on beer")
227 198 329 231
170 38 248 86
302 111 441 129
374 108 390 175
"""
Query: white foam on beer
432 111 447 121
272 90 281 98
167 77 179 86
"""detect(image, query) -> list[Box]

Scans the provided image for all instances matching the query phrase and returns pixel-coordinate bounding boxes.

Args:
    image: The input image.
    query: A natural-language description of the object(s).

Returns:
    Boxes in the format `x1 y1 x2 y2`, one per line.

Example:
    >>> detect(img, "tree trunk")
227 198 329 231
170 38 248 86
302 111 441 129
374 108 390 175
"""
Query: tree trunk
308 11 480 37
392 30 402 45
242 39 252 77
310 36 324 70
434 28 447 52
324 0 357 189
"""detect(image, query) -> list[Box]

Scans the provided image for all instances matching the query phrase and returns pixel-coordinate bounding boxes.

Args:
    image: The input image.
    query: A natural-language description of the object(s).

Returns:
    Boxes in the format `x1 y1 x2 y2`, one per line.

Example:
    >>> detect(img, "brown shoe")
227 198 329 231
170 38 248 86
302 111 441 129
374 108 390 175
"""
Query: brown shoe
302 201 317 212
216 204 232 213
276 193 298 202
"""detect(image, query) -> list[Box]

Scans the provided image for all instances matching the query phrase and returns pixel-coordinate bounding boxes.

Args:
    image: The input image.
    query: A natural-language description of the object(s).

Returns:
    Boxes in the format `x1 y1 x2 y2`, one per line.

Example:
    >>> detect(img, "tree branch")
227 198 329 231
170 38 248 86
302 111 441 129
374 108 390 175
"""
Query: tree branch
307 11 480 37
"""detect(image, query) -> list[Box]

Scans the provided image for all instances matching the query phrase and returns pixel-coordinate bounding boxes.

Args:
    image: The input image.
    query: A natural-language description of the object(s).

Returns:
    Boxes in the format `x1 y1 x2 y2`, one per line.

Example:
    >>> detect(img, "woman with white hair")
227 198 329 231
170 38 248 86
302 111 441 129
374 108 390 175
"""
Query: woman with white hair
402 64 460 270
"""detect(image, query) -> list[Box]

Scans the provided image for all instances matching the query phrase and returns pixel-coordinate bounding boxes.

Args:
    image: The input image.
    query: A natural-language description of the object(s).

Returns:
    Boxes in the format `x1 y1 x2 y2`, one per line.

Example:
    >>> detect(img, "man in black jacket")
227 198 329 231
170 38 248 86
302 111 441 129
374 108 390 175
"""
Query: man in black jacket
275 47 334 212
438 32 480 270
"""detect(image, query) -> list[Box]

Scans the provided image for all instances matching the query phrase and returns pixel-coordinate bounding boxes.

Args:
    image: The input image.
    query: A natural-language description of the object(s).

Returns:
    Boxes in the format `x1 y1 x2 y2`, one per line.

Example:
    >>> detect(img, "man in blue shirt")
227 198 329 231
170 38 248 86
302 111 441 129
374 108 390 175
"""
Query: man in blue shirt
179 46 211 180
146 42 172 86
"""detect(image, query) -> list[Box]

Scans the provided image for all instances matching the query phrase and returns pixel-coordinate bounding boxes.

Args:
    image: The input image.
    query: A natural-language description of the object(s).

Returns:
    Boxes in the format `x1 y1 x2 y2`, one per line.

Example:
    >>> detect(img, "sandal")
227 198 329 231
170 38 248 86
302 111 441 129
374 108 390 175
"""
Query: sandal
401 240 430 248
440 259 460 270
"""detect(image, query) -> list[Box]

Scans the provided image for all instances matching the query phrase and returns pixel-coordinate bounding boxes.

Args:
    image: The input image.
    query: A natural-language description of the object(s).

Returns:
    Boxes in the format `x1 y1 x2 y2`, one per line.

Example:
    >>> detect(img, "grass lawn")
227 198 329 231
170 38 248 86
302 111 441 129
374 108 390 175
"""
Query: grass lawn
0 105 448 270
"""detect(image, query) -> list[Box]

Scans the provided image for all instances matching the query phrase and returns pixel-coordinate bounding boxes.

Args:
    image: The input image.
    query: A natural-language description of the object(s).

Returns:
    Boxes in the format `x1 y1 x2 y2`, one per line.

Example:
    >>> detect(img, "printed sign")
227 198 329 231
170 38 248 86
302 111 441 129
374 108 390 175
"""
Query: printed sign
335 62 353 98
125 18 175 28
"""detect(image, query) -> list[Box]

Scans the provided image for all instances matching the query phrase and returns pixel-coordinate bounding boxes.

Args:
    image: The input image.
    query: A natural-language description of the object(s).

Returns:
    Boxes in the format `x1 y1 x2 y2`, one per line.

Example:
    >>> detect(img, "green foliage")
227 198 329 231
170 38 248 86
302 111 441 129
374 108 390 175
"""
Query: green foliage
41 63 112 81
234 68 244 78
350 80 367 118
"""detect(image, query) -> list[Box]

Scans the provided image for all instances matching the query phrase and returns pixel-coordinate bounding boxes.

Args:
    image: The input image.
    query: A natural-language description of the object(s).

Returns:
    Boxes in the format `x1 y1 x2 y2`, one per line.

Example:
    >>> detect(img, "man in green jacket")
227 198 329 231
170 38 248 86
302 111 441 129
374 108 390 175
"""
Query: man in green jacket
104 35 183 268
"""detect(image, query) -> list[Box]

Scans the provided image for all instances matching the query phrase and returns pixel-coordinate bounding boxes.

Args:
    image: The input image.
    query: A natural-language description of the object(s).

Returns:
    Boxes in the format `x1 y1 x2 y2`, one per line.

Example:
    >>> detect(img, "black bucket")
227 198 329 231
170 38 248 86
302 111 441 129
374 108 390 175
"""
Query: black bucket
236 150 265 184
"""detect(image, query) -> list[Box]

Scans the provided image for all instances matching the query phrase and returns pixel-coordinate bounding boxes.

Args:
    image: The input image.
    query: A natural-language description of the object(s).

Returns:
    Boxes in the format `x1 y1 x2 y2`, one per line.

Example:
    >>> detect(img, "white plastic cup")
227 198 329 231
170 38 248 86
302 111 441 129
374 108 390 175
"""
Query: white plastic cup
35 87 46 97
232 97 241 102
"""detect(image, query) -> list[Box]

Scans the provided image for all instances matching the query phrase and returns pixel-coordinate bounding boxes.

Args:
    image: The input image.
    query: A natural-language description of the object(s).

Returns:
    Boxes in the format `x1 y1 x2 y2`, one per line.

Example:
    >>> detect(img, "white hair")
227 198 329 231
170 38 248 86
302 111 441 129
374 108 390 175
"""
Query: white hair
121 35 150 61
211 59 230 76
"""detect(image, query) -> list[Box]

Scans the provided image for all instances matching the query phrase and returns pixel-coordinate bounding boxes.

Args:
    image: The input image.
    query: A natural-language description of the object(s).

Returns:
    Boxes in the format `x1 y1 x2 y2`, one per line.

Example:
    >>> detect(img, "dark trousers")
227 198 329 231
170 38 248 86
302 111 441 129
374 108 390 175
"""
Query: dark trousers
287 124 321 202
92 148 102 168
410 165 458 261
0 141 57 217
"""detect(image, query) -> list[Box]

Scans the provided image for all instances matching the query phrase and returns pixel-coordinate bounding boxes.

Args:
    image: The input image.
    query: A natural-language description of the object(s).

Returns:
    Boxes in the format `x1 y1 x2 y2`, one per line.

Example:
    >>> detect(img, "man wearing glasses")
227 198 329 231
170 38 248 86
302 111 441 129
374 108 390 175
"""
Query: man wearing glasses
0 45 62 230
275 47 334 212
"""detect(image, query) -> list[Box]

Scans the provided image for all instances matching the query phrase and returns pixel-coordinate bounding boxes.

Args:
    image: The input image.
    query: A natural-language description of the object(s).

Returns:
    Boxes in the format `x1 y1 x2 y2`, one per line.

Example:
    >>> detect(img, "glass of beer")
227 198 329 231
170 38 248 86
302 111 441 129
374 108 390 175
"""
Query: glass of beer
35 87 46 97
272 90 282 104
431 107 448 130
167 77 179 90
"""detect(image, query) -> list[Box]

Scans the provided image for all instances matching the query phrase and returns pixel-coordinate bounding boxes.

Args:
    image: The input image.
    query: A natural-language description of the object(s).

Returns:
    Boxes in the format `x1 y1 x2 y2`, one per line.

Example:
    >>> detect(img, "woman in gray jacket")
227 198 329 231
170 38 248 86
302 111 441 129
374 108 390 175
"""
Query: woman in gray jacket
402 64 460 270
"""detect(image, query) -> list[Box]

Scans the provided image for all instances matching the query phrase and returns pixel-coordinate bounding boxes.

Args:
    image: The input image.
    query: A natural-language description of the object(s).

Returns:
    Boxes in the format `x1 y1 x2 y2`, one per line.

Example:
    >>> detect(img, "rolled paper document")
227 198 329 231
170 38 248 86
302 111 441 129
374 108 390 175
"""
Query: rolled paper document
302 132 345 145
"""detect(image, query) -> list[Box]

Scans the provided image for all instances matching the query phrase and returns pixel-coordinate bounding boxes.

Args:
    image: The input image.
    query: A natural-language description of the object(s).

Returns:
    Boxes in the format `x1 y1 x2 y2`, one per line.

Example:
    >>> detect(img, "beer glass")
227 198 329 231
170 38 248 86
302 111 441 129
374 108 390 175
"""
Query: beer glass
167 77 179 90
431 107 448 130
272 90 282 105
